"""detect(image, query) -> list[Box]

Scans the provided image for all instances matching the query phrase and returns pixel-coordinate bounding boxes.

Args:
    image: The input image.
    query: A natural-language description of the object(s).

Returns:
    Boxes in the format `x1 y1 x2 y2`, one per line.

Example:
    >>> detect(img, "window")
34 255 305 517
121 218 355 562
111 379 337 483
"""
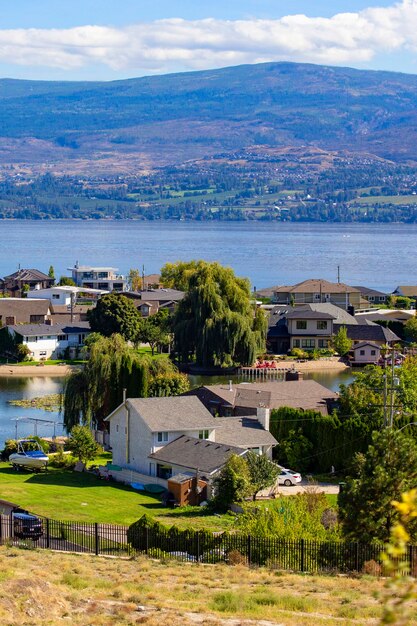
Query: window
52 294 60 300
317 321 327 330
371 350 376 356
199 430 210 440
293 339 300 348
5 316 15 325
296 321 307 330
318 339 328 348
301 339 315 349
314 293 321 301
157 432 169 443
360 350 365 355
57 335 67 341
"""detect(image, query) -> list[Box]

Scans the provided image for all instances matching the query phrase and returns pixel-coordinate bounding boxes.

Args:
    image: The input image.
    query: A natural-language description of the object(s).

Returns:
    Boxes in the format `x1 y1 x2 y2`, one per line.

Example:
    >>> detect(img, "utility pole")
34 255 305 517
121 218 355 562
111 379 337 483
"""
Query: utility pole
337 265 340 284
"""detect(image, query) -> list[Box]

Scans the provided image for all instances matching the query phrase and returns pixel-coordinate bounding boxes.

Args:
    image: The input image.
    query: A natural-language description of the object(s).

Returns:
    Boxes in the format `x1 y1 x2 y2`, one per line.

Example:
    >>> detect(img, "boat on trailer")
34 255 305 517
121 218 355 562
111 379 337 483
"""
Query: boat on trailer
9 439 49 471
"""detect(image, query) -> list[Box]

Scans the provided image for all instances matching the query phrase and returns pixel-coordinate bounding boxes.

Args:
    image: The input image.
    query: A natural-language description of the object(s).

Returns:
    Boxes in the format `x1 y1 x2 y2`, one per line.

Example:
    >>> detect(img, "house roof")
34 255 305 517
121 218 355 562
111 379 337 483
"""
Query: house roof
274 279 360 295
190 380 338 415
352 286 387 298
214 416 277 447
393 286 417 297
123 289 185 302
8 322 91 337
108 396 218 432
286 309 335 320
148 435 245 475
0 298 50 317
334 323 400 343
353 341 381 350
3 268 52 282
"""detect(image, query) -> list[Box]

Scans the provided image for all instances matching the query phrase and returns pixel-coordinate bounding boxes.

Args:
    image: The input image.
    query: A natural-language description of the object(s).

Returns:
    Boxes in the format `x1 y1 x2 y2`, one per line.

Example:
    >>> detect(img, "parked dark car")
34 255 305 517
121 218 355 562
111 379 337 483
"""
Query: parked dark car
13 512 44 540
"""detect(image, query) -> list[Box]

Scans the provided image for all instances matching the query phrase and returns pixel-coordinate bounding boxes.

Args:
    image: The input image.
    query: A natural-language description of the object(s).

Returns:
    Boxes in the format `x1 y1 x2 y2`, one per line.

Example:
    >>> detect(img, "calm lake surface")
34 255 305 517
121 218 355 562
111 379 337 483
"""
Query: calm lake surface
0 377 65 445
0 220 416 291
0 369 354 446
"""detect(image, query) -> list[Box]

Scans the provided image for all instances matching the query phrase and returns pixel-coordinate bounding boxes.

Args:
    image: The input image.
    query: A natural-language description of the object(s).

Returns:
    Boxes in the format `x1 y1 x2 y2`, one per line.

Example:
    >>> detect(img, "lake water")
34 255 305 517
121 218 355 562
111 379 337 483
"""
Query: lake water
0 220 416 291
0 377 65 445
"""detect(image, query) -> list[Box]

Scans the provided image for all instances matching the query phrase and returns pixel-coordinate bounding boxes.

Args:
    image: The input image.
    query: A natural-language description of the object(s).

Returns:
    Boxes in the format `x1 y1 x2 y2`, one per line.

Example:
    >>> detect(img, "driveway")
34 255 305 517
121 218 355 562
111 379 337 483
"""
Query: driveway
277 481 339 496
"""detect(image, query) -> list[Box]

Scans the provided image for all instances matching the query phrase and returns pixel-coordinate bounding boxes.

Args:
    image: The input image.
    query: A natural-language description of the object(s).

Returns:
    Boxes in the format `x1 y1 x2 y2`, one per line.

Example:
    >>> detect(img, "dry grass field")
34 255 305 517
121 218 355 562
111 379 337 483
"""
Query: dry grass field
0 545 414 626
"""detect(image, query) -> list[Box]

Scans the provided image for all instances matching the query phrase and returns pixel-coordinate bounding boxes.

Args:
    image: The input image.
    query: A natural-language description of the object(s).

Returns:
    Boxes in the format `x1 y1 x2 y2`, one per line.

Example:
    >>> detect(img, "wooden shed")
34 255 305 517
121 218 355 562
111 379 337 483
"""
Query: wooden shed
167 474 207 507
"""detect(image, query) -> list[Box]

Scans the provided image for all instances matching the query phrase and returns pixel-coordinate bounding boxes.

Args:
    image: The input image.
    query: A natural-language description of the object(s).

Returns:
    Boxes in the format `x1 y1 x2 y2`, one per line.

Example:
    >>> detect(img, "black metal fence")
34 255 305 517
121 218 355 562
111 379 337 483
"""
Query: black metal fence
1 514 415 576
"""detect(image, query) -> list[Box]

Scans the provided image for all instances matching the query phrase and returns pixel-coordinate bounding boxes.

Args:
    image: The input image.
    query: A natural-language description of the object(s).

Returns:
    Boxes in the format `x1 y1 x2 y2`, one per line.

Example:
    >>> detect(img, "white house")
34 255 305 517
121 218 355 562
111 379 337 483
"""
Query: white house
67 263 128 291
104 396 277 488
27 286 108 307
7 322 91 360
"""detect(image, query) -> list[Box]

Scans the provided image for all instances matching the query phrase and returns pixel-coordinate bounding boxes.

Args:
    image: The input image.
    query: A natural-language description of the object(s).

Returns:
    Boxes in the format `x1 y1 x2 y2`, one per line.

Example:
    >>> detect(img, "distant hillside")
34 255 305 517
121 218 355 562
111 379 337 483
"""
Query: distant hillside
2 61 417 171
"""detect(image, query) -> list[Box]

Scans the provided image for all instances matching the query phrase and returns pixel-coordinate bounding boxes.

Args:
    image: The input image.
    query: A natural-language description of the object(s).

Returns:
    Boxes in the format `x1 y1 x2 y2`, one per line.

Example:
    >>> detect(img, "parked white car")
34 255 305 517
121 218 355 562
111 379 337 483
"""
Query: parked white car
278 468 302 486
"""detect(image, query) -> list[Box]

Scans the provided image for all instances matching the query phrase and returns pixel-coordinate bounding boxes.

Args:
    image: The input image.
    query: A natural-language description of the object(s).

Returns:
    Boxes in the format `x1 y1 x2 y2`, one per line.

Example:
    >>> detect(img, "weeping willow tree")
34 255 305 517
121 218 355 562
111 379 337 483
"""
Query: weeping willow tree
63 334 188 430
171 261 266 367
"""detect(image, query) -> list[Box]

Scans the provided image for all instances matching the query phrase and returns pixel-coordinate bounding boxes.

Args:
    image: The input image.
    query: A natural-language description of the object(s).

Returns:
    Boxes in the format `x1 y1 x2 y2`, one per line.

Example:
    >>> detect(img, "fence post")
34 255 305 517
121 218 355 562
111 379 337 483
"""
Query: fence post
247 535 252 566
9 513 13 541
145 527 149 555
46 518 50 549
300 539 305 573
95 523 99 556
196 531 200 562
355 542 359 572
0 515 2 543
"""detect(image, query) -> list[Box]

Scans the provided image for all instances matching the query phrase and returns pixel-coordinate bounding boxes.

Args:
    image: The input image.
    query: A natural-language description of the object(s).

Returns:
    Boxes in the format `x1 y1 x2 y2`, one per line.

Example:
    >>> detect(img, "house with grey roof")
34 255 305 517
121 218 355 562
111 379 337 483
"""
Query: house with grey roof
5 322 90 360
353 286 388 305
104 396 277 487
120 288 185 317
333 322 400 346
186 380 338 417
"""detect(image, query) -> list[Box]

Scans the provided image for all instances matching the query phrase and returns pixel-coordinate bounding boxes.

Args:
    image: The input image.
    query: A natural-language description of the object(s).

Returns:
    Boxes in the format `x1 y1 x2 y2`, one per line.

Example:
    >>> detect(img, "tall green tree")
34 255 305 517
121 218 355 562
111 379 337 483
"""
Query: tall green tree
59 276 76 286
128 268 142 292
245 451 279 500
339 429 417 543
160 260 205 291
169 260 264 367
63 335 188 430
331 325 352 356
139 309 172 356
48 265 55 281
88 293 143 342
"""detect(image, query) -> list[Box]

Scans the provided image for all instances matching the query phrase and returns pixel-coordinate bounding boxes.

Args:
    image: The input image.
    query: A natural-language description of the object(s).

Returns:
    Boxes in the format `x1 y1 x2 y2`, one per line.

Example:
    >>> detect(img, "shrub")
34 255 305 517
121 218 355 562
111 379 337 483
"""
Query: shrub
362 559 382 576
227 549 248 566
49 447 76 469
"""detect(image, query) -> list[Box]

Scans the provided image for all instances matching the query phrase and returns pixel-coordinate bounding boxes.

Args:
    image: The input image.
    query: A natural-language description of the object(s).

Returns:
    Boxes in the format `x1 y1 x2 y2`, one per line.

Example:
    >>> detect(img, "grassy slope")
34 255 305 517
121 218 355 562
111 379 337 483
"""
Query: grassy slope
0 546 402 626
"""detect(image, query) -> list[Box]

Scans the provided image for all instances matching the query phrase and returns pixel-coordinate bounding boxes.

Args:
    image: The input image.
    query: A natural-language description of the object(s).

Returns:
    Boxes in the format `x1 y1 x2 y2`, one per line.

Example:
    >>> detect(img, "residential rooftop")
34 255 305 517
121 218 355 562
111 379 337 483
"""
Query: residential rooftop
106 396 218 432
148 435 245 475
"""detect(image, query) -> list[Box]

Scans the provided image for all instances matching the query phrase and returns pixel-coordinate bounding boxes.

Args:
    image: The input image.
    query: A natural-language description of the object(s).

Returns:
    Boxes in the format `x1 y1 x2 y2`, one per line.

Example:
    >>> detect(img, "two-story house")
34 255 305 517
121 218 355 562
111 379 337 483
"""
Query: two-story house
0 298 51 326
1 269 54 297
273 279 361 310
286 309 335 351
104 396 277 489
67 263 127 291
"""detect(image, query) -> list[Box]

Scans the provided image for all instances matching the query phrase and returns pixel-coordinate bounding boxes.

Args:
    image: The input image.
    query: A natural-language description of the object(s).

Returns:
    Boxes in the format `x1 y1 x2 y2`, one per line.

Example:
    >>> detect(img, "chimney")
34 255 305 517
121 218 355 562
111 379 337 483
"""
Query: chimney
256 407 270 432
228 380 233 392
123 388 127 404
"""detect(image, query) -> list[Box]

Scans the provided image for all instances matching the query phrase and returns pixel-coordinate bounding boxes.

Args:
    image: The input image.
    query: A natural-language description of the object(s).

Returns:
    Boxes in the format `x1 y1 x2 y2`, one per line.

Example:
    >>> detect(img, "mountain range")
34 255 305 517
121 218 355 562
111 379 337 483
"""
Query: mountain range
2 61 417 174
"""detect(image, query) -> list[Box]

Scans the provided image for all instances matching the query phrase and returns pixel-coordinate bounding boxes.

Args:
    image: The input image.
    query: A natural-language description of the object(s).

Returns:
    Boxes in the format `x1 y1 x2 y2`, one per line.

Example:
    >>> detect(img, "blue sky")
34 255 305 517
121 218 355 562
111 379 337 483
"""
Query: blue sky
0 0 415 80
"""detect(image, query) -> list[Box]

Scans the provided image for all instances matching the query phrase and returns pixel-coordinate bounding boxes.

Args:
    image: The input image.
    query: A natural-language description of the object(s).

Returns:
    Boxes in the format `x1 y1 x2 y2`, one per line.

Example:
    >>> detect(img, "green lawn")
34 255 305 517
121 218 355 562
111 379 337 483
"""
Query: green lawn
0 460 232 530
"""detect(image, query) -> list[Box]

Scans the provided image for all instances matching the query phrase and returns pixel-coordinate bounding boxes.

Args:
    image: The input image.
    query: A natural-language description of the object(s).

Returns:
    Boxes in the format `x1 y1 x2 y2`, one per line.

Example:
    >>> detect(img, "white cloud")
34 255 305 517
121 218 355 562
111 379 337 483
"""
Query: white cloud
0 1 416 73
